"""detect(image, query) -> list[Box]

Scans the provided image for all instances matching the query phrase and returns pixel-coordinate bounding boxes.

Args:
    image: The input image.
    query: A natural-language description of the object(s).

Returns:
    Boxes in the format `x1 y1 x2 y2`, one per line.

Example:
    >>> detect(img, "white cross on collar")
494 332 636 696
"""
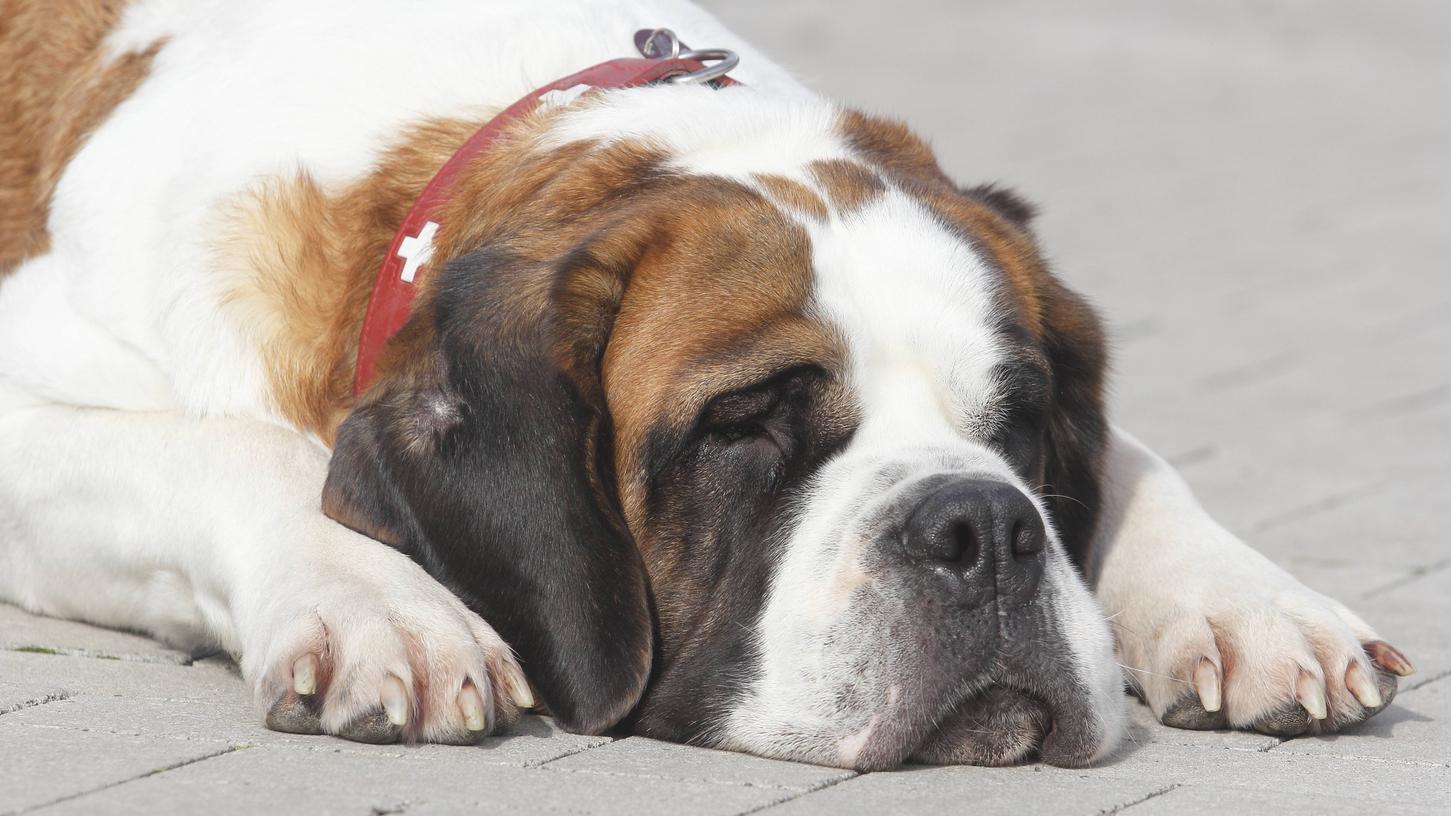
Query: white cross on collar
397 220 440 284
538 83 593 110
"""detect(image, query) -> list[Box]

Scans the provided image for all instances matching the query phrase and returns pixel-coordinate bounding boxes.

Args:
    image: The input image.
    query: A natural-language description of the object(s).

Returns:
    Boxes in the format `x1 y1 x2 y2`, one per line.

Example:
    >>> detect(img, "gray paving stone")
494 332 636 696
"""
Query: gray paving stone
1123 783 1450 816
0 720 240 815
4 689 613 766
0 649 239 707
545 736 854 790
0 604 192 665
1095 740 1450 808
1350 571 1451 695
35 744 792 816
757 765 1170 816
1267 674 1451 766
1 695 256 750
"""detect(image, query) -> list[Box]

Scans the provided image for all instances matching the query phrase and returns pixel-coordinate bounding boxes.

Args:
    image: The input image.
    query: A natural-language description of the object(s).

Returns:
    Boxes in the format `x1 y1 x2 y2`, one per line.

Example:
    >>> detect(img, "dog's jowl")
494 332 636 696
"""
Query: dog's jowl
0 0 1413 768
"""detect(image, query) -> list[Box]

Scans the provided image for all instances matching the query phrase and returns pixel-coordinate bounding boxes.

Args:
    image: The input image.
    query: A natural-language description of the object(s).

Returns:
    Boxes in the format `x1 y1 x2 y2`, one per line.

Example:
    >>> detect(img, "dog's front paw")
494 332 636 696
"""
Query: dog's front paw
1117 574 1414 738
245 546 532 745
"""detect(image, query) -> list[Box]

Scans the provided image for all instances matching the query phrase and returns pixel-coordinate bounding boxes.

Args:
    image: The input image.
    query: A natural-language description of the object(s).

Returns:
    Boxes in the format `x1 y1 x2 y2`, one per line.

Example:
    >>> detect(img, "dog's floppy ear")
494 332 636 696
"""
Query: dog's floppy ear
1035 278 1110 568
323 239 652 736
962 183 1037 227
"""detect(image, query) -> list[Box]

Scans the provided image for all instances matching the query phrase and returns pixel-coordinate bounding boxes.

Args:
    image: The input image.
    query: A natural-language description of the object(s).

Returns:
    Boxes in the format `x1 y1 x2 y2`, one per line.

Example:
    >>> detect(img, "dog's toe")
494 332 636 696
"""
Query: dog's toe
265 692 323 735
336 709 402 744
1160 694 1228 731
1249 702 1314 737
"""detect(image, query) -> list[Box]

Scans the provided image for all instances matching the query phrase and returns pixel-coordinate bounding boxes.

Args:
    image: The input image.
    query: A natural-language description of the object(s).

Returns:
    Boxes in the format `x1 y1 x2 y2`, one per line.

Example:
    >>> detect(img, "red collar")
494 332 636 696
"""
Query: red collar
353 51 737 396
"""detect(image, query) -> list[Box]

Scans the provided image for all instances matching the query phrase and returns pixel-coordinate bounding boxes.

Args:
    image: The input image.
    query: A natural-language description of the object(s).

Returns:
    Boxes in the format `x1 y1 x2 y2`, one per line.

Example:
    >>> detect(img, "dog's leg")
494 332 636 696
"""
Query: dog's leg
1087 428 1413 736
0 406 528 743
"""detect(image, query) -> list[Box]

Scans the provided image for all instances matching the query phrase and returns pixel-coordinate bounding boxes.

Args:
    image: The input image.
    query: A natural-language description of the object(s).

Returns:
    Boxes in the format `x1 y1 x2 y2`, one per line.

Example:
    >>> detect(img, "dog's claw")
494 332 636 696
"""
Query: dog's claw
1345 661 1383 709
1193 657 1222 713
500 662 534 709
1295 670 1327 721
1366 640 1416 677
292 654 318 696
381 675 409 727
459 681 490 733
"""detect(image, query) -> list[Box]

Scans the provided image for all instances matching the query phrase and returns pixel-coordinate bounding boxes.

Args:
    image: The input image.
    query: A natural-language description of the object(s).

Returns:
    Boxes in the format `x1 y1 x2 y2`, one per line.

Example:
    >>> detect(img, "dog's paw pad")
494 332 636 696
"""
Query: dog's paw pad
264 693 323 735
1161 696 1227 731
336 709 403 744
1249 702 1314 737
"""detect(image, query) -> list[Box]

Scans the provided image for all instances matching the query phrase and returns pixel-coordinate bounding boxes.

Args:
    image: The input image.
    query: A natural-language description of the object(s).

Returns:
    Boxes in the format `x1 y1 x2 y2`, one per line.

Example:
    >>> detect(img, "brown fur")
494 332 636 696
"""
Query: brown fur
600 183 840 528
809 158 886 214
836 109 944 186
0 0 158 275
214 117 486 441
753 174 829 222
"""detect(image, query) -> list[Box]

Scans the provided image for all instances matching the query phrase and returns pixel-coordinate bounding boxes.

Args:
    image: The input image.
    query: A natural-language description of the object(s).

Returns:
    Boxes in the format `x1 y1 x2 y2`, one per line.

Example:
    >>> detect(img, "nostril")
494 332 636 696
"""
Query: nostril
1011 518 1045 557
948 520 978 565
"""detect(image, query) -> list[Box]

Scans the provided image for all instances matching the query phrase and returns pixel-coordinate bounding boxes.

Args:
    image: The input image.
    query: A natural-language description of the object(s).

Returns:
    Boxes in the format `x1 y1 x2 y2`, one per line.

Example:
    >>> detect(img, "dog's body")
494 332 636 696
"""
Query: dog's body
0 0 1412 768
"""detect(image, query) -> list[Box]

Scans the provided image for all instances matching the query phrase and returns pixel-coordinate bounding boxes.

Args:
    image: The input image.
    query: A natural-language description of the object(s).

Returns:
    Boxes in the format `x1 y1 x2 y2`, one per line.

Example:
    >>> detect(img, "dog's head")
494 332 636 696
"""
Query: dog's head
323 87 1123 769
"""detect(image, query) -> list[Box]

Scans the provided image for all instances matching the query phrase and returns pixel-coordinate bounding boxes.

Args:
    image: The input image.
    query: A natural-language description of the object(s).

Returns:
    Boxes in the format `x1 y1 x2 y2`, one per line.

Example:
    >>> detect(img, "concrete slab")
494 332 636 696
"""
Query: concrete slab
1266 675 1451 766
0 649 239 706
34 744 797 816
756 764 1170 816
545 736 855 790
0 604 192 665
1122 783 1451 816
3 693 614 767
1095 740 1451 808
0 720 240 814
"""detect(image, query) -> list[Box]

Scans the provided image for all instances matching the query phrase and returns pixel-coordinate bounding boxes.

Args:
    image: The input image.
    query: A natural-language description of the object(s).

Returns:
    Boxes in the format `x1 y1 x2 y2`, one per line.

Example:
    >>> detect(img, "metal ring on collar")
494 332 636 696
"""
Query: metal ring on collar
667 48 740 84
638 27 682 59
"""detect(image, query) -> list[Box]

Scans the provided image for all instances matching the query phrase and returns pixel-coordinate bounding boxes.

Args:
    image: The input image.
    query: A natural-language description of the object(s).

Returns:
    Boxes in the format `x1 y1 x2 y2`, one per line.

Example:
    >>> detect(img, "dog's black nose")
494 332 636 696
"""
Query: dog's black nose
903 478 1045 603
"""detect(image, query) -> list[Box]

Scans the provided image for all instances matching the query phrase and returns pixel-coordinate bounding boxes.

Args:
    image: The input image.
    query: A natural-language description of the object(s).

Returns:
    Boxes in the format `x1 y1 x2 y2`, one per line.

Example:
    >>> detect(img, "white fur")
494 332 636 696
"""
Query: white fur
1091 429 1387 729
0 407 514 741
545 84 841 181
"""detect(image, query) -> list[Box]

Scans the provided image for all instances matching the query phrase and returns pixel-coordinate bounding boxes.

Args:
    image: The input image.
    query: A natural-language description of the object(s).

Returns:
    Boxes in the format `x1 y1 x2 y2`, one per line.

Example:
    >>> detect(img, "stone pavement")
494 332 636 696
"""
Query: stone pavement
3 0 1449 813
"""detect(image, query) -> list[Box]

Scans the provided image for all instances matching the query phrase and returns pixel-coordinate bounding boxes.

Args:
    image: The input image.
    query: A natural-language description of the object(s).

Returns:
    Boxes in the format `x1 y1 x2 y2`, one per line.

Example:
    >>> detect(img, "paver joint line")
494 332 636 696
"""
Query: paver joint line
536 763 827 793
1362 557 1451 599
730 773 859 815
524 737 614 768
1403 666 1451 694
1101 782 1183 815
5 744 247 816
0 692 71 716
0 644 195 666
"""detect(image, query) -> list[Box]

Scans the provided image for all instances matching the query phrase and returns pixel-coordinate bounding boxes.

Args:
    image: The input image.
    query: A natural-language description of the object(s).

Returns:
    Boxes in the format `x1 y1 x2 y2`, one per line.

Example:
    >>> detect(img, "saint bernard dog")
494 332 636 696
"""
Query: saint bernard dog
0 0 1414 769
